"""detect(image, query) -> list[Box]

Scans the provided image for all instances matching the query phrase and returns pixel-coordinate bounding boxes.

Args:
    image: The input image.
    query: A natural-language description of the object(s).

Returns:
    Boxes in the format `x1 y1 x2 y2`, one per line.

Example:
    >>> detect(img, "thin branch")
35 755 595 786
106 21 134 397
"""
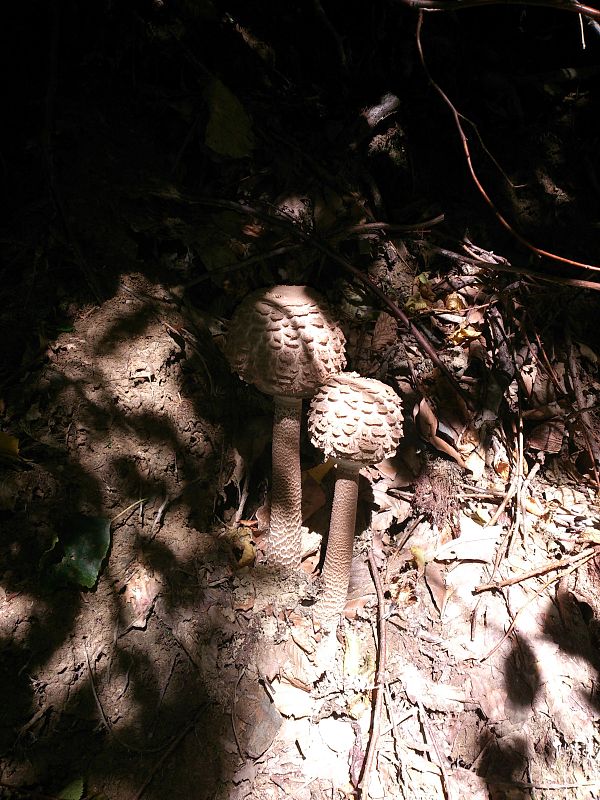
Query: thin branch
360 551 388 799
415 14 600 275
430 245 600 292
475 546 598 592
479 548 598 662
395 0 600 22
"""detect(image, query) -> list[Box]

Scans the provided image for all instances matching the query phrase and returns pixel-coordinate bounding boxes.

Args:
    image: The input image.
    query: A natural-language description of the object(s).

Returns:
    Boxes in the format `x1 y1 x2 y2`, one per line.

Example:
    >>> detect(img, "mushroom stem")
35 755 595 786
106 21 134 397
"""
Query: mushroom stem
316 461 361 622
269 396 303 568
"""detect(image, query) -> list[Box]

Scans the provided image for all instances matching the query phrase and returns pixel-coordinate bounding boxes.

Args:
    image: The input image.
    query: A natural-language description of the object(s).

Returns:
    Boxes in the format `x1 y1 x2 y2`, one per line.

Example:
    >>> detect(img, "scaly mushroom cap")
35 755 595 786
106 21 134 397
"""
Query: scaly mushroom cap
309 372 404 465
225 285 346 398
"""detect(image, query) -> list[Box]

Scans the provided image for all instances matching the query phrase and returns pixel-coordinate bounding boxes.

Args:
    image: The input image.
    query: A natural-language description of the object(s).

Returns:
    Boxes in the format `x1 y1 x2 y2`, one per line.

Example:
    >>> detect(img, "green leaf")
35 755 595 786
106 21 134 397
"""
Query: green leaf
204 79 254 158
58 778 84 800
50 516 111 588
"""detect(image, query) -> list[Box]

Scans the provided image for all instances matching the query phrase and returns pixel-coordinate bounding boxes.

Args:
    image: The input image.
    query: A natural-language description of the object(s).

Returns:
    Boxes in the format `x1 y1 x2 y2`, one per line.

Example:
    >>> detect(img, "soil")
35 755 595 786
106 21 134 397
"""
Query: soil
2 4 600 800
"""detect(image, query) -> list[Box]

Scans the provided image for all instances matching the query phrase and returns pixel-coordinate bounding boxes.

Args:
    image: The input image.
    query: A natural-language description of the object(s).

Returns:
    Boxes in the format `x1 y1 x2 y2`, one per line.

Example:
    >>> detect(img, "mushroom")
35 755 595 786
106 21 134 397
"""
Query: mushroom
308 372 403 622
225 285 346 569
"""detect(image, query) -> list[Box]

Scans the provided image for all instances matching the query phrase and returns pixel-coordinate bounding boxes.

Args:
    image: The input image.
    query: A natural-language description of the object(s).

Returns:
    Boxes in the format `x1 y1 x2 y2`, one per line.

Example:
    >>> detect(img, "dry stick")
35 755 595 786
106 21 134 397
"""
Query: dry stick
397 0 600 22
487 779 600 791
479 549 599 663
415 699 452 800
342 216 445 235
475 545 598 592
471 458 521 640
231 666 246 758
183 216 444 290
183 244 301 288
189 196 473 409
415 14 600 275
359 551 388 799
430 246 600 293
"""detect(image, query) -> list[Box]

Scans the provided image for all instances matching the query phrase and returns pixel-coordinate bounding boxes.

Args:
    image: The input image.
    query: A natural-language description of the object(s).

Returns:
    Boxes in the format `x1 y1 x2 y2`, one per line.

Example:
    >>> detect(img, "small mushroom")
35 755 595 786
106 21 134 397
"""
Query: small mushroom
308 372 403 622
225 285 346 569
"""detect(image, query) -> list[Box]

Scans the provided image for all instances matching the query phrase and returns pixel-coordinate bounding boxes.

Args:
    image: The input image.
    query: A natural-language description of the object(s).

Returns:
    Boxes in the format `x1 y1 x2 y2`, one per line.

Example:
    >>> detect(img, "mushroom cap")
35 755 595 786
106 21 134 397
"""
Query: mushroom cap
225 285 346 398
308 372 403 465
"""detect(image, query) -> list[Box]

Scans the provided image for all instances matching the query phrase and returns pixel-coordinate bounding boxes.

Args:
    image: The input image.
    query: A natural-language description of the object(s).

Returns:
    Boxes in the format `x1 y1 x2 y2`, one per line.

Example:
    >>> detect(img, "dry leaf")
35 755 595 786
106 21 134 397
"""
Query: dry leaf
123 570 161 629
371 312 398 351
449 323 481 344
270 677 314 718
319 717 355 753
424 561 447 614
524 496 547 516
415 398 467 469
371 487 411 522
435 516 501 563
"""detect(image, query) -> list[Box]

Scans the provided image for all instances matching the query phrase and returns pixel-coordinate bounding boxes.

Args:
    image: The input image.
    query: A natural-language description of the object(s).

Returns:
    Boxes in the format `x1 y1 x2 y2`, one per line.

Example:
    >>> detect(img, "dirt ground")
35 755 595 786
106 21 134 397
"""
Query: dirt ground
2 4 600 800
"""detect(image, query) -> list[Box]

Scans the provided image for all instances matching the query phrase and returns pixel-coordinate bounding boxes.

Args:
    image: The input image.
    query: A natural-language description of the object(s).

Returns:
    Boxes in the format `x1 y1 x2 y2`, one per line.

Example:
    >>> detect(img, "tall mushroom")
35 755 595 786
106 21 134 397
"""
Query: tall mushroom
308 372 403 622
225 285 346 569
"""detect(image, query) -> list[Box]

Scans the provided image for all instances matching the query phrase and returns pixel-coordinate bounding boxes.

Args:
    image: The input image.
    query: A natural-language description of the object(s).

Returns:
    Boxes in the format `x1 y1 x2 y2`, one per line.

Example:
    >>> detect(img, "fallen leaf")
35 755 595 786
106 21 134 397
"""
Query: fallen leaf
204 78 254 158
448 323 481 344
0 431 20 459
124 569 161 629
270 677 314 718
424 561 447 614
371 312 398 351
415 398 467 469
434 516 501 563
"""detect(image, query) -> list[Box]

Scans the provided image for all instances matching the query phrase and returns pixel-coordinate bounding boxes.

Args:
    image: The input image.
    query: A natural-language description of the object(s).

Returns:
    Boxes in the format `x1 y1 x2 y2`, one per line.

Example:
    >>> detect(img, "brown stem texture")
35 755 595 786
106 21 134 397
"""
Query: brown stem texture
268 397 303 568
317 463 360 622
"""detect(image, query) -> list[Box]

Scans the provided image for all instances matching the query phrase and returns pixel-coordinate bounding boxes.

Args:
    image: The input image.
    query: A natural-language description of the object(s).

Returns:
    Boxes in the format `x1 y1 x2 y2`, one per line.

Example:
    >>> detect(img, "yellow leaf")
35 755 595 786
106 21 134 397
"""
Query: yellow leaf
445 292 466 311
449 324 481 344
223 527 255 568
204 79 254 158
0 432 19 458
306 461 334 484
405 292 431 314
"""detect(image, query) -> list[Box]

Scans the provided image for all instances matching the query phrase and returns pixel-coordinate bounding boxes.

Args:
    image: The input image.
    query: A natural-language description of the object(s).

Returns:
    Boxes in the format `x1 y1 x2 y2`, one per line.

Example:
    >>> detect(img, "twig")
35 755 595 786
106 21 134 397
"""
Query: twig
484 475 518 529
231 666 246 758
111 499 147 525
416 699 452 800
395 0 600 22
150 495 169 539
312 0 347 68
487 778 600 790
342 216 445 235
430 245 600 292
479 548 599 662
475 546 598 592
132 704 210 800
359 551 388 799
183 244 301 288
415 14 600 275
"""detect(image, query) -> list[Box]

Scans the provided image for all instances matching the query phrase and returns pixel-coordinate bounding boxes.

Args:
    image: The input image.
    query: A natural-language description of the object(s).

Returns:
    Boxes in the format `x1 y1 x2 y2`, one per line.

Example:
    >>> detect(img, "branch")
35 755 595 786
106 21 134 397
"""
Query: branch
395 0 600 22
415 14 600 275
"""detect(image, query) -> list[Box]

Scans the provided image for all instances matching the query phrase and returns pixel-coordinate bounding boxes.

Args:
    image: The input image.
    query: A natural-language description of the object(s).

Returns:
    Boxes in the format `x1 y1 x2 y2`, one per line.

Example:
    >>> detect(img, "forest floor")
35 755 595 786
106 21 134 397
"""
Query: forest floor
1 4 600 800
